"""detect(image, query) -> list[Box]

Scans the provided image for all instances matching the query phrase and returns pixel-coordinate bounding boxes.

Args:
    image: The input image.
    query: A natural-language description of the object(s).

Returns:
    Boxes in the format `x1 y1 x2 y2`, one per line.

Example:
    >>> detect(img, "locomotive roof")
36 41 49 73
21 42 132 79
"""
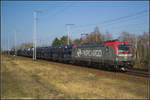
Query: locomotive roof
105 41 131 46
76 43 105 48
15 41 132 51
34 44 75 49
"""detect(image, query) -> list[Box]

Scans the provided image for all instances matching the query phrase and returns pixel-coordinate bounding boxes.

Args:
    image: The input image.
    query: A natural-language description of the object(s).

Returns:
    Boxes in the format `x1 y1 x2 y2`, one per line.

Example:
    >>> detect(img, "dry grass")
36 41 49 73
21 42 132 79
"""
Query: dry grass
1 55 149 99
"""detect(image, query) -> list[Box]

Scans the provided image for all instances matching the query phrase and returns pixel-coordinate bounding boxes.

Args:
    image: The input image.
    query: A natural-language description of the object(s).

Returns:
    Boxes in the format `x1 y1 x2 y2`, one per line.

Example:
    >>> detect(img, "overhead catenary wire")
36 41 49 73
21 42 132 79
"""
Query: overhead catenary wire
74 12 148 32
99 13 148 27
39 3 75 20
35 3 75 46
34 4 148 42
73 9 148 29
71 15 148 41
71 10 148 35
3 3 149 50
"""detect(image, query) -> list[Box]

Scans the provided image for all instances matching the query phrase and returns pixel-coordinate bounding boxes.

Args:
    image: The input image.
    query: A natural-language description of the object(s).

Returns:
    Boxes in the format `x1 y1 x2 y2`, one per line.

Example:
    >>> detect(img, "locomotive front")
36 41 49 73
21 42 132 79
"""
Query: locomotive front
105 41 135 71
114 42 134 71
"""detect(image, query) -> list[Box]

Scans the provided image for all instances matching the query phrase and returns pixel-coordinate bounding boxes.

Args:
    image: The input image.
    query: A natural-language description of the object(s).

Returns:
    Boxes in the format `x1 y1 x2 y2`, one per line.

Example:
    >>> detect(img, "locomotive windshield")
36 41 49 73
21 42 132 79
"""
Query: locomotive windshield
117 45 131 52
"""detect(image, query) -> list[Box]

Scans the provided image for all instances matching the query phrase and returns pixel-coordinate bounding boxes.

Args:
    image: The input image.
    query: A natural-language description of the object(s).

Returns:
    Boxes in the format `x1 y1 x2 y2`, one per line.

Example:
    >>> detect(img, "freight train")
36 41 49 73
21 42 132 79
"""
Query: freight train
5 39 135 72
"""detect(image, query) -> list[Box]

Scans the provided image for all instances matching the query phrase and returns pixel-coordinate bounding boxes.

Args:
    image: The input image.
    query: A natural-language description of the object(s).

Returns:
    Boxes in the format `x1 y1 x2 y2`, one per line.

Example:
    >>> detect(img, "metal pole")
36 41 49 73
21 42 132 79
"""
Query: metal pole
15 30 16 56
24 39 25 49
8 36 9 54
81 32 88 40
66 24 74 45
81 32 84 40
4 20 7 53
33 12 35 60
35 11 36 60
136 37 137 58
33 10 41 60
33 11 37 60
67 25 69 45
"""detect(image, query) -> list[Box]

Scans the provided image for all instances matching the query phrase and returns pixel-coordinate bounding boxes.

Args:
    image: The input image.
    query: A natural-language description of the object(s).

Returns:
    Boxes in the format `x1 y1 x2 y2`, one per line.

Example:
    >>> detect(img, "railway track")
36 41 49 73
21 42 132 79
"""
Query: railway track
47 60 148 84
126 69 149 78
36 57 149 80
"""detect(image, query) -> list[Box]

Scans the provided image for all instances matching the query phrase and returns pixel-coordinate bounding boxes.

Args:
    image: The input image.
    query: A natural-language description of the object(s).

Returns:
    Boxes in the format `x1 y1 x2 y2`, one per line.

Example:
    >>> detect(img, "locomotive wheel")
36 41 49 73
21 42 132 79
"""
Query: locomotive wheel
120 67 127 72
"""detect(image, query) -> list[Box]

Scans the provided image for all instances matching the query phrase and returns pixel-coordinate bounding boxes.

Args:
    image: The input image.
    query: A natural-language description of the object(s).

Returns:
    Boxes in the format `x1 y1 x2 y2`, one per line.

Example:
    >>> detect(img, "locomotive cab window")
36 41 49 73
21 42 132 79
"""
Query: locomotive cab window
117 45 131 52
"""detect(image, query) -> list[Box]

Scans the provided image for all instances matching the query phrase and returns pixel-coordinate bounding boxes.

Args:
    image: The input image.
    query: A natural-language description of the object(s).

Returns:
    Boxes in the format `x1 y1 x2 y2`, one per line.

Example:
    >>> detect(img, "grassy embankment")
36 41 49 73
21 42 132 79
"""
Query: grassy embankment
1 55 149 99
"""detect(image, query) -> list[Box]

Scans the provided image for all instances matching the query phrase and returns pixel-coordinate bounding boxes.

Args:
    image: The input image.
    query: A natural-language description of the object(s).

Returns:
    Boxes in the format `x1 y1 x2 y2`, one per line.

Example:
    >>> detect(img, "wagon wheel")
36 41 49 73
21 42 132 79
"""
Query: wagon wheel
114 65 120 72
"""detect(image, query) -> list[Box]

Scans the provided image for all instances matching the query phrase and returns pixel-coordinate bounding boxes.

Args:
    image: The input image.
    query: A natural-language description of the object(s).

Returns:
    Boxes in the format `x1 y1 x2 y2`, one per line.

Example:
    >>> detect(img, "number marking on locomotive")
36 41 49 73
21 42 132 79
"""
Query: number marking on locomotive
76 49 102 57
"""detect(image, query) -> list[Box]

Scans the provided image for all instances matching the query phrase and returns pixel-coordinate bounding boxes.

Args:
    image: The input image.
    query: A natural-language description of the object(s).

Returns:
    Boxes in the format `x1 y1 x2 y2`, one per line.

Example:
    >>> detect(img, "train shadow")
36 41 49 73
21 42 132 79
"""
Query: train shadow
63 61 120 73
13 55 123 73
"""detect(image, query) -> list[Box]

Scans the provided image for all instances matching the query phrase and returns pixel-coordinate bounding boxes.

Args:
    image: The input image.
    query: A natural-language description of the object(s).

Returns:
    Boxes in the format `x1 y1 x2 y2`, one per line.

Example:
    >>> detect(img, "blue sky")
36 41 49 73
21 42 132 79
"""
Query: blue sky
1 1 149 50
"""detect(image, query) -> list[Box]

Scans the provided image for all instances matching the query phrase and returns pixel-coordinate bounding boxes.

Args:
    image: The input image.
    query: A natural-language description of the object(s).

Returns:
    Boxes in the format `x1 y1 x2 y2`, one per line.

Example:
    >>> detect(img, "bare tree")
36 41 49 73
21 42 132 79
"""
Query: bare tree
118 32 137 56
82 26 103 44
102 31 112 41
119 32 136 43
119 31 149 68
20 43 33 49
137 32 149 65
